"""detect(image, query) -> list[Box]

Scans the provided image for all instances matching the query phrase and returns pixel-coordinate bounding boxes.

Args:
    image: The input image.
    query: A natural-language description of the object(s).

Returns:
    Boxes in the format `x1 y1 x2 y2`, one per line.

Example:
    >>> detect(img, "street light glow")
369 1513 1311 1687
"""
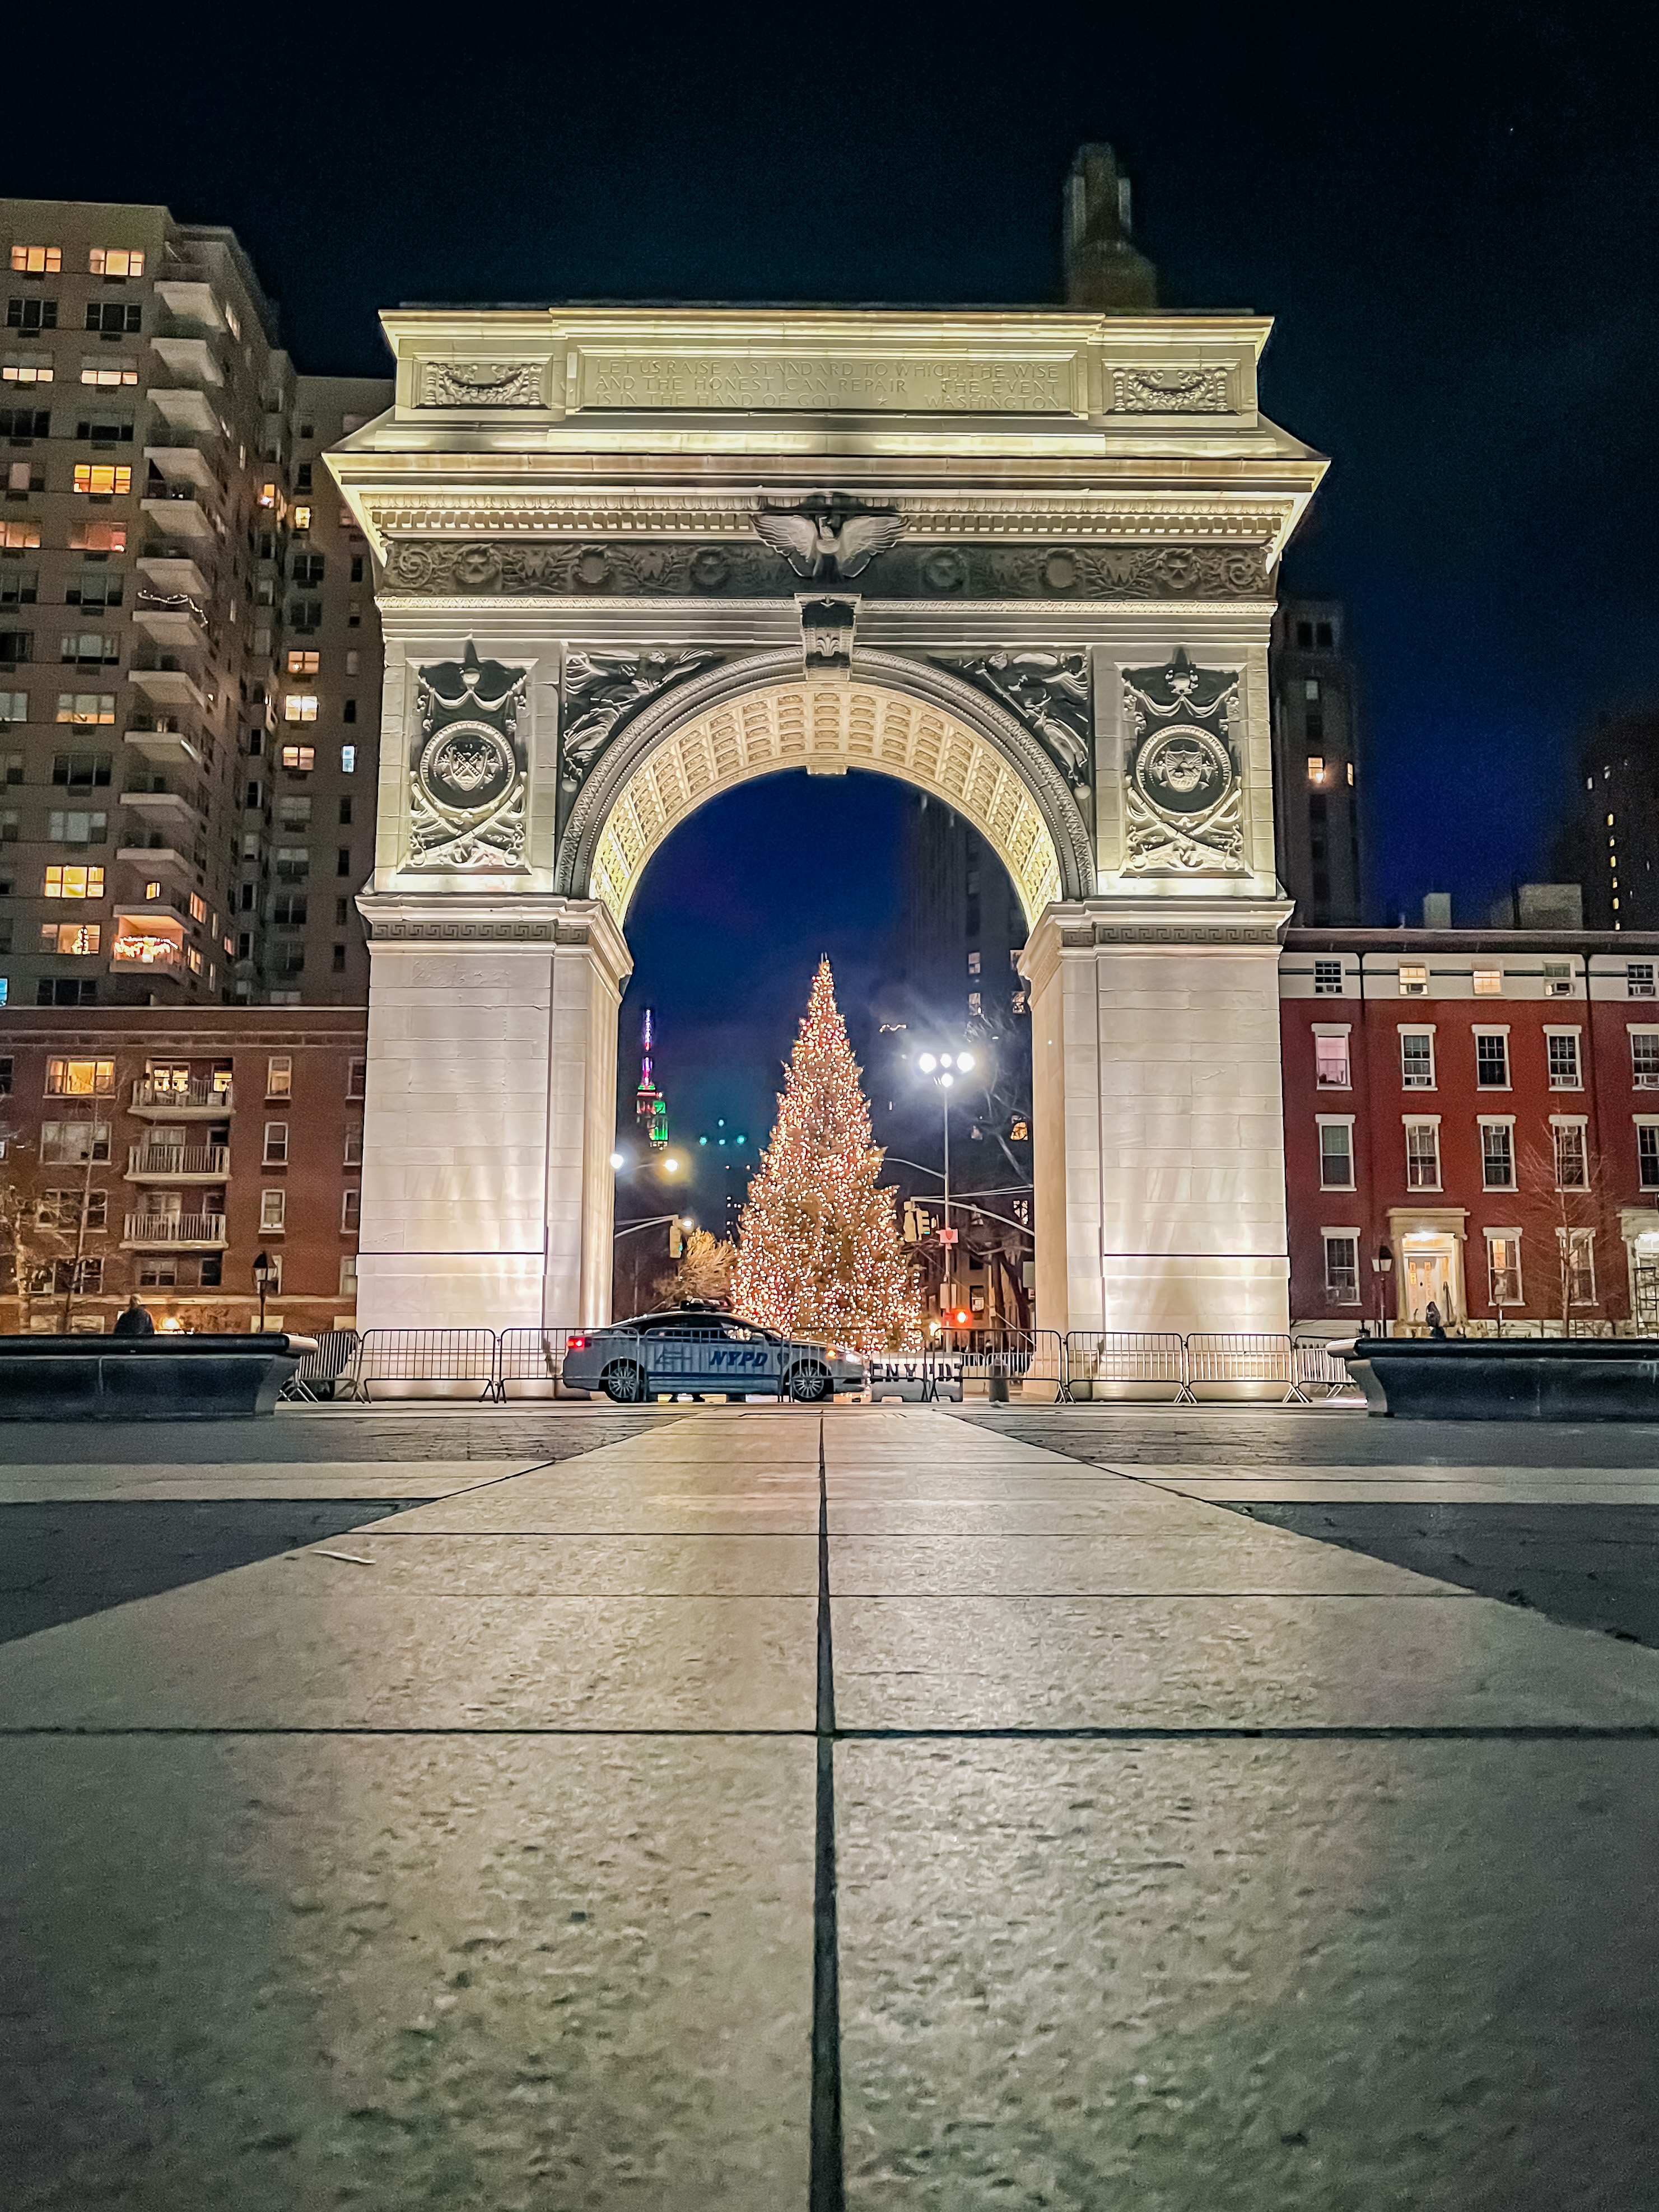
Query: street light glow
609 1151 625 1169
918 1053 937 1073
957 1053 975 1072
664 1155 681 1173
939 1071 954 1089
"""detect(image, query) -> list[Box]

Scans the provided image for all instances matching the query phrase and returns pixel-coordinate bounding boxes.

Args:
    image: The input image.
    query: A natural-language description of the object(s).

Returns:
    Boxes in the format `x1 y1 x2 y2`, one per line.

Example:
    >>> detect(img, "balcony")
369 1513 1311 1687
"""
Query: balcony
139 484 213 541
148 387 220 438
131 1076 233 1117
130 665 207 711
110 932 183 976
149 335 223 388
143 442 220 494
123 723 204 771
153 281 226 333
116 843 192 875
131 592 208 649
122 790 199 837
122 1211 227 1250
136 554 209 599
125 1142 230 1183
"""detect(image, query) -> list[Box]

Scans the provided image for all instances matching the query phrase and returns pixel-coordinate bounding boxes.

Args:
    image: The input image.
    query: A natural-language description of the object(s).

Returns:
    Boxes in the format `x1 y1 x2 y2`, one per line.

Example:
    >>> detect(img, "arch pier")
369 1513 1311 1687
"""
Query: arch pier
329 304 1325 1336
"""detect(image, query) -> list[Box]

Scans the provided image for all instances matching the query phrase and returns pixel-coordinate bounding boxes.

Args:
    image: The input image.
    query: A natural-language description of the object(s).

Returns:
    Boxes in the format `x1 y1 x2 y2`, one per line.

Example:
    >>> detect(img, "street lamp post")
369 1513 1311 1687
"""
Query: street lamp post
1370 1242 1394 1338
253 1249 274 1333
916 1051 975 1347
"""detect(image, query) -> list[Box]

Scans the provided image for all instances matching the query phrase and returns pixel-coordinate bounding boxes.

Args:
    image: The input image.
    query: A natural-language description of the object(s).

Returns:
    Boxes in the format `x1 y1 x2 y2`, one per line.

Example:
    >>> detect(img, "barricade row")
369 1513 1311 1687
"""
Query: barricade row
282 1327 1364 1404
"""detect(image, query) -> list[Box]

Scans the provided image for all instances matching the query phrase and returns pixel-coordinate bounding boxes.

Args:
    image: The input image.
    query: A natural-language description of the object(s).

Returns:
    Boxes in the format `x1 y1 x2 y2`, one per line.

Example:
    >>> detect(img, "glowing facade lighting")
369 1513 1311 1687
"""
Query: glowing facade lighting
609 1151 625 1169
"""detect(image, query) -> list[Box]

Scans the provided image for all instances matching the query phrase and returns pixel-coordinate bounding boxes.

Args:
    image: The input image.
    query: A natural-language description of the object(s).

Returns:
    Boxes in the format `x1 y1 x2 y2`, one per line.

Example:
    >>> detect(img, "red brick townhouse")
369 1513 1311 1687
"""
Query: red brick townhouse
0 1005 365 1333
1282 930 1659 1336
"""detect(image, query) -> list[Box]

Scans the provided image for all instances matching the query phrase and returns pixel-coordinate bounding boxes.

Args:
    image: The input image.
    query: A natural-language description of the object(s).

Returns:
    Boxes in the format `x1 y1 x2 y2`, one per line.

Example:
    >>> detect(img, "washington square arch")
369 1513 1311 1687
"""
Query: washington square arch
329 198 1326 1341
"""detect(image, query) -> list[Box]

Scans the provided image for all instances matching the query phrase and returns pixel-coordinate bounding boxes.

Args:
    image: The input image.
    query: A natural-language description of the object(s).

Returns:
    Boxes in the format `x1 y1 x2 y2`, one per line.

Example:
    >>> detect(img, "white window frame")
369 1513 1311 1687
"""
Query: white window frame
1558 1225 1596 1308
265 1054 292 1100
1484 1227 1523 1308
1637 1116 1659 1192
1629 1025 1659 1089
1312 1023 1352 1090
1399 1025 1436 1090
1397 964 1429 997
1479 1114 1517 1191
259 1188 286 1234
1550 1114 1589 1192
1320 1227 1362 1305
341 1188 361 1234
1403 1114 1441 1192
262 1119 289 1166
1316 1114 1355 1192
1473 1026 1511 1090
1544 1026 1582 1089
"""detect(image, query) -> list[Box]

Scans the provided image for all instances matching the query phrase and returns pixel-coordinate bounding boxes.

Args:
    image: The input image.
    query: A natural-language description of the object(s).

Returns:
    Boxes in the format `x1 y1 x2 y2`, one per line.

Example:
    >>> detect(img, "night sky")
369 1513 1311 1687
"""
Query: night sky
11 3 1657 1213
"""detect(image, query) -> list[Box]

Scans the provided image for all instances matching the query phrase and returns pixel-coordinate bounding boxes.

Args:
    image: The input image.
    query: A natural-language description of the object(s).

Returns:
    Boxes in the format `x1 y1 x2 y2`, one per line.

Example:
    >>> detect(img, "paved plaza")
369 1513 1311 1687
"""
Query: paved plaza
3 1402 1658 2208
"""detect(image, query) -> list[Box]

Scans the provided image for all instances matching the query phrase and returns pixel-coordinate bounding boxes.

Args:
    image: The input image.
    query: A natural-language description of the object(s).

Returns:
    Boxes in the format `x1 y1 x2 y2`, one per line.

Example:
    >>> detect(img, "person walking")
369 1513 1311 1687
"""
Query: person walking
111 1293 155 1338
1424 1300 1448 1341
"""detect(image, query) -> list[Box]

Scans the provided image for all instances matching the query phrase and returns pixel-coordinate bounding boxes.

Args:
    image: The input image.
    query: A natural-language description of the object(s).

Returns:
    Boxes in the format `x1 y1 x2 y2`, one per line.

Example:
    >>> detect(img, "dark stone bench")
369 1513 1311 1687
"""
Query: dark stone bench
0 1334 316 1421
1346 1336 1659 1421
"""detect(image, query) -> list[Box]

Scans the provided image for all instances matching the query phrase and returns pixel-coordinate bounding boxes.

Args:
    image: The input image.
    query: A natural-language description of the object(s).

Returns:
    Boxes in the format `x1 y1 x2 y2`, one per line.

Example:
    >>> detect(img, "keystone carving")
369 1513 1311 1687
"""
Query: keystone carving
943 651 1092 791
1121 648 1245 876
560 648 722 780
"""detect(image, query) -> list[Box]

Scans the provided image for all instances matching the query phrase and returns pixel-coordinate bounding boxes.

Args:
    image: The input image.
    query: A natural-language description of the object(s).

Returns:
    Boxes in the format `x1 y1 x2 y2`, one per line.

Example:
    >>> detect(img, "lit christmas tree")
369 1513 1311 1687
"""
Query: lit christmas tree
734 959 922 1351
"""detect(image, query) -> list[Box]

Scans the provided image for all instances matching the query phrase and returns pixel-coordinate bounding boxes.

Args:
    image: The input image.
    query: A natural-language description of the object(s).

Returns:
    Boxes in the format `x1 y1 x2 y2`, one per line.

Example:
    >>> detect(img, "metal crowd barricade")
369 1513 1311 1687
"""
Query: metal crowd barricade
349 1327 501 1402
961 1328 1068 1402
279 1327 361 1403
1062 1331 1190 1403
1183 1332 1305 1403
496 1326 586 1398
1292 1339 1361 1399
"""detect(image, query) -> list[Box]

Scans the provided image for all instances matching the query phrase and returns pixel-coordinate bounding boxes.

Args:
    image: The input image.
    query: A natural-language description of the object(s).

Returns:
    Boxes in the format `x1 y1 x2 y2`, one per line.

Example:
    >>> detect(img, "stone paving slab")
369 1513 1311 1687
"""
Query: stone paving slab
2 1733 813 2212
0 1459 521 1502
311 1530 823 1595
824 1531 1464 1596
837 1737 1659 2211
831 1593 1659 1730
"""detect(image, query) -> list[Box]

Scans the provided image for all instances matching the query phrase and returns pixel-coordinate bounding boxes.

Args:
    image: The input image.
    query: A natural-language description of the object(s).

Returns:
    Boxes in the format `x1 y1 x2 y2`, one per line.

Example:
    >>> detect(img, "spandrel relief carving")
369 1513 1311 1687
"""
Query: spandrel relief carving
420 361 546 408
1121 648 1246 875
560 648 722 785
944 651 1093 792
408 642 529 870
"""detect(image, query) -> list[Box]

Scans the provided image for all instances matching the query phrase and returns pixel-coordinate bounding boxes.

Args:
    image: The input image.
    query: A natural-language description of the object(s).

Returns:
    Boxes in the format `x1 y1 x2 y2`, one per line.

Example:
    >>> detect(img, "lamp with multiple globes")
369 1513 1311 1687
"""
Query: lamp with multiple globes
913 1049 976 1345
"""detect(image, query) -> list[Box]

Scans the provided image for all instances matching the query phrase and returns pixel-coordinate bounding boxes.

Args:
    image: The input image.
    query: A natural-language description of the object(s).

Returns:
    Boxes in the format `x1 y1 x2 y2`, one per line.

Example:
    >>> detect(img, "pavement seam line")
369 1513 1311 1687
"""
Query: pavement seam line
811 1415 845 2212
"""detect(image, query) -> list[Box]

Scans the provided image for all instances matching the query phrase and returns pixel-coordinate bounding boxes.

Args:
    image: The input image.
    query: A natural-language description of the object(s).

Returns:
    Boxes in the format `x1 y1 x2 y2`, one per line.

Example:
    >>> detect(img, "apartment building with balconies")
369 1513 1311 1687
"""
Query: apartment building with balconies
0 198 390 1011
0 1006 365 1331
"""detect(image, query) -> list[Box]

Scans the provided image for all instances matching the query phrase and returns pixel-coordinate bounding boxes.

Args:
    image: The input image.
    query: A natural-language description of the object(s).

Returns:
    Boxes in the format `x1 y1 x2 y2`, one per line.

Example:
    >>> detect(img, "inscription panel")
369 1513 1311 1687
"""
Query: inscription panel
574 349 1084 415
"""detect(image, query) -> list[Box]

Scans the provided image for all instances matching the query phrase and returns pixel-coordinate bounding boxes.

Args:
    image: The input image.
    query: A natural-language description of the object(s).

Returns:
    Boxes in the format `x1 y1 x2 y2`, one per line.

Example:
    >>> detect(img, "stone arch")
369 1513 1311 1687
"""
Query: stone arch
556 648 1094 926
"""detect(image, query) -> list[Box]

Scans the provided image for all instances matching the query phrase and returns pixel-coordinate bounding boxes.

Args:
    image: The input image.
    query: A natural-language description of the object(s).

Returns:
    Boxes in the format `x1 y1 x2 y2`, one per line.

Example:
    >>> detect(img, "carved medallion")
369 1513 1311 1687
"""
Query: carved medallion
1110 366 1231 414
408 643 529 870
1121 650 1245 875
421 361 545 408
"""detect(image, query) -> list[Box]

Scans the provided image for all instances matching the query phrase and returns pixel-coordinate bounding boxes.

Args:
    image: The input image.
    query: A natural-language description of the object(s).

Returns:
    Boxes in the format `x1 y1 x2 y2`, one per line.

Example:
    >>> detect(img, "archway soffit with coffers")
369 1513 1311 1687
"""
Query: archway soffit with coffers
555 650 1095 927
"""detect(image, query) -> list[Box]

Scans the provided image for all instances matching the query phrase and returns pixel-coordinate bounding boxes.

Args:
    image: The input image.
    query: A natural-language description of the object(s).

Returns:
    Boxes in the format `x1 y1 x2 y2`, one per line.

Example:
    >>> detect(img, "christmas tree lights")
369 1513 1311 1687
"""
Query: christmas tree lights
734 959 922 1351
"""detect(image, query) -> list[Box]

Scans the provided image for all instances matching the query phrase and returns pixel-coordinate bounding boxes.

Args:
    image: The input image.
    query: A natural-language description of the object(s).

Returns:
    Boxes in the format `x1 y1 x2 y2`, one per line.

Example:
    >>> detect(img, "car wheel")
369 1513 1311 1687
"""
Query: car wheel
787 1364 831 1403
603 1360 646 1404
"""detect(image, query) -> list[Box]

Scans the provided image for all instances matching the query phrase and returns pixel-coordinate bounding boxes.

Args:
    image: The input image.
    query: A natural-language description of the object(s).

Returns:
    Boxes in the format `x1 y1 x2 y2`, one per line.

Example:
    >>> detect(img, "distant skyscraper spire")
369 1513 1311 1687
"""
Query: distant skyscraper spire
635 1008 669 1148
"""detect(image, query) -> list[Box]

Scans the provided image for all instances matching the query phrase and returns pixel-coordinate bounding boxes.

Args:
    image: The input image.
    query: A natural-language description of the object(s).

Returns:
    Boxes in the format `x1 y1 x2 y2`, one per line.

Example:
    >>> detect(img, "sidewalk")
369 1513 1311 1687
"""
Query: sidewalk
2 1406 1655 2208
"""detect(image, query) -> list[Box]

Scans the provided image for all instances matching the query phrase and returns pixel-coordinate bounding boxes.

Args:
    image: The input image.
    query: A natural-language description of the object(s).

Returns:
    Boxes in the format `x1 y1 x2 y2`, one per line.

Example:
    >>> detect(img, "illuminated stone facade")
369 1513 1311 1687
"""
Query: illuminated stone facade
330 302 1325 1332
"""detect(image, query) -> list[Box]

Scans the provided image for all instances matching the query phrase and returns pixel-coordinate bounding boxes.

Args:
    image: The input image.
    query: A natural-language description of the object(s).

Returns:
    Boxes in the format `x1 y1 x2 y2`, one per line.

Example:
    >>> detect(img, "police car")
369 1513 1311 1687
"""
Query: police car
561 1304 865 1403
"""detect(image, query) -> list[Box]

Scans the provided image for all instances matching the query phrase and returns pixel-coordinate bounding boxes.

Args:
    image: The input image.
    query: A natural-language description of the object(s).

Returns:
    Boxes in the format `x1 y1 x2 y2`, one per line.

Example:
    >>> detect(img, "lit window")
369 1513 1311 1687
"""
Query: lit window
44 865 103 898
1322 1233 1358 1303
1346 763 1354 786
11 246 61 274
69 522 125 553
1481 1122 1515 1189
188 892 207 924
39 923 100 954
286 650 319 676
340 744 356 773
266 1056 292 1100
1632 1033 1659 1089
55 693 115 724
223 301 240 340
1312 958 1343 995
88 248 145 278
1486 1232 1522 1306
60 632 117 664
280 744 315 772
258 482 277 508
259 1189 287 1233
284 695 319 723
1405 1121 1440 1189
1314 1034 1350 1087
1318 1122 1354 1189
1553 1122 1588 1191
0 522 40 549
80 362 138 387
341 1188 361 1234
1398 964 1428 996
263 1120 289 1165
1560 1226 1596 1306
1400 1031 1435 1088
0 691 26 722
1304 678 1321 701
72 464 131 496
45 1056 114 1095
1307 755 1325 783
1 359 52 385
1543 962 1573 997
1475 1033 1509 1088
143 879 161 900
1471 969 1503 996
1548 1033 1581 1088
46 810 106 844
291 505 311 533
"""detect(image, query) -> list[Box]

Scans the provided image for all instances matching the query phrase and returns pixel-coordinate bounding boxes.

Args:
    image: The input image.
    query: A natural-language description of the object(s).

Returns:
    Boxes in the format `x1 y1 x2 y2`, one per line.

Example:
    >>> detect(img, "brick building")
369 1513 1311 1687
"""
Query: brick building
1282 928 1659 1335
0 1006 365 1332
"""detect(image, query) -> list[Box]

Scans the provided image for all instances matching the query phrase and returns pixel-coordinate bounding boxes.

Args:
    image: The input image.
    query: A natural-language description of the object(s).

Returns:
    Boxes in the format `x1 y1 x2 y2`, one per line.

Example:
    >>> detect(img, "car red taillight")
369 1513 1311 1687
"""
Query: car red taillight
567 1335 587 1352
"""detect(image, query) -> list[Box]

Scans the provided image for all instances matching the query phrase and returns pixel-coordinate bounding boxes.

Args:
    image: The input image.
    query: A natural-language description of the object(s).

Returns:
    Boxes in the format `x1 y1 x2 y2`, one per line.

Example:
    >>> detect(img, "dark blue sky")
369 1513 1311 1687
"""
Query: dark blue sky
12 0 1657 1124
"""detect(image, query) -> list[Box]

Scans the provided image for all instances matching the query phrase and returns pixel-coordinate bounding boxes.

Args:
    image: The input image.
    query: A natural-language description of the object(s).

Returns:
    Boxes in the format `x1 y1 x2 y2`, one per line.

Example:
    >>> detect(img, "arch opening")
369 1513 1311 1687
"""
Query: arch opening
571 673 1080 930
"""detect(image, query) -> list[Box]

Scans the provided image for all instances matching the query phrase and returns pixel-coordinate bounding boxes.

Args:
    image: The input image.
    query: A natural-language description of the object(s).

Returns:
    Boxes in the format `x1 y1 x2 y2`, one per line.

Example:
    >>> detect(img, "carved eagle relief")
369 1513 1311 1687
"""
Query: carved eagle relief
753 507 906 581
